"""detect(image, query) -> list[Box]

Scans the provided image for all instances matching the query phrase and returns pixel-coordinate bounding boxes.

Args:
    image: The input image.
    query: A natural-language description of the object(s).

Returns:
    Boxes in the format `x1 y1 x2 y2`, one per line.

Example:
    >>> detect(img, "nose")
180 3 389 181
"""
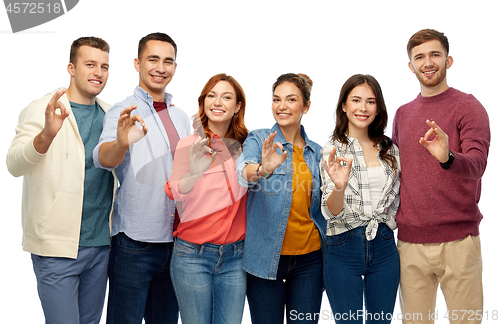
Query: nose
93 66 103 78
214 96 222 106
424 55 434 67
155 62 166 73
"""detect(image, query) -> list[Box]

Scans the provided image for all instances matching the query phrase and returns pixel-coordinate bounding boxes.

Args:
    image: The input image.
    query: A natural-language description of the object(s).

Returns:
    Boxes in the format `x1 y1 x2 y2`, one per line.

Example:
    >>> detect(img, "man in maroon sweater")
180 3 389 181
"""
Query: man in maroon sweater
393 29 489 324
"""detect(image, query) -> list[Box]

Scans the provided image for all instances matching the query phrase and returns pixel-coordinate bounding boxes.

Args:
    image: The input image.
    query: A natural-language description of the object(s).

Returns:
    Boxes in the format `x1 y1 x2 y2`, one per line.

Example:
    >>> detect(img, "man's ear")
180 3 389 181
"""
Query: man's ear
67 63 75 77
446 56 454 69
408 61 416 74
134 58 140 72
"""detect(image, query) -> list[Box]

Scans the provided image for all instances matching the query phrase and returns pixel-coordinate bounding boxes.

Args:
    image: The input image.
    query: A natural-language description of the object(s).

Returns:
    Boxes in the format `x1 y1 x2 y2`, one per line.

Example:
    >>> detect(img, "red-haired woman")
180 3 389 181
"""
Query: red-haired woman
165 73 248 324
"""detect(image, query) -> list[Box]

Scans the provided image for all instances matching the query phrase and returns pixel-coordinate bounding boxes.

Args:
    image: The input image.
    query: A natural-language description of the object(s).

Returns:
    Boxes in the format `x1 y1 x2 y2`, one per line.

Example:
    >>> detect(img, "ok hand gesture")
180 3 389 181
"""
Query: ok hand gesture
43 89 70 140
323 146 353 191
419 120 449 163
116 105 148 150
188 137 215 177
260 131 287 176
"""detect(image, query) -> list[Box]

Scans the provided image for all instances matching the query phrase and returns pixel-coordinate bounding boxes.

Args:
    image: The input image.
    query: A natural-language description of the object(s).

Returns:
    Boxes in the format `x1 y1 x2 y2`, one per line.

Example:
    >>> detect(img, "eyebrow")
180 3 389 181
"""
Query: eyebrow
413 50 442 59
146 55 175 61
83 59 109 66
274 94 299 98
351 95 376 100
209 90 234 96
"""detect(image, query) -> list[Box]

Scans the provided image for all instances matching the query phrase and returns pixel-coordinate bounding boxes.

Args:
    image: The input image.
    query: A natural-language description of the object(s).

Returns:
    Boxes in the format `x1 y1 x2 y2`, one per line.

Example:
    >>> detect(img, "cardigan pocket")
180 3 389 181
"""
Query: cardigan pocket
38 191 82 239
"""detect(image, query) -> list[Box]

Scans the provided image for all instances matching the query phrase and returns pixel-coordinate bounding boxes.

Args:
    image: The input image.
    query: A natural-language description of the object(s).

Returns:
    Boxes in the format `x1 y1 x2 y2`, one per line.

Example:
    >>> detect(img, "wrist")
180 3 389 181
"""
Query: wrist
256 162 273 179
439 150 455 169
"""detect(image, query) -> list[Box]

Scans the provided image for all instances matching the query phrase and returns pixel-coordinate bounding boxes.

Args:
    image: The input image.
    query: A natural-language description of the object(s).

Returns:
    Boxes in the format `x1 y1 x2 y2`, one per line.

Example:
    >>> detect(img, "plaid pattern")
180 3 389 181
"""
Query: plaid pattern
320 137 401 240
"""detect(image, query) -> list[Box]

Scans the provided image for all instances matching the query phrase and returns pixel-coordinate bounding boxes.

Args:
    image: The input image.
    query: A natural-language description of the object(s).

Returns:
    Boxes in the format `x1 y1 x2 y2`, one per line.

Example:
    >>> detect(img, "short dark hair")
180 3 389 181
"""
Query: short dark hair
407 29 449 58
70 36 109 64
138 32 177 60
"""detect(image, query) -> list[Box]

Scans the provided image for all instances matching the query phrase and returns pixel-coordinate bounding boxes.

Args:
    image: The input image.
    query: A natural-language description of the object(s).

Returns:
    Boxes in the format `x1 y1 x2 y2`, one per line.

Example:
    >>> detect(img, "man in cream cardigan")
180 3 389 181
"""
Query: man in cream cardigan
6 37 116 324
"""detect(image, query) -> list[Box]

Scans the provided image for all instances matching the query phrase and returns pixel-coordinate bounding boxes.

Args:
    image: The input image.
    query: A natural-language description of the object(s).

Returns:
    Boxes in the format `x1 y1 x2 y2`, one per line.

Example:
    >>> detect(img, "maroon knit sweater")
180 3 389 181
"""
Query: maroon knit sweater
392 88 490 243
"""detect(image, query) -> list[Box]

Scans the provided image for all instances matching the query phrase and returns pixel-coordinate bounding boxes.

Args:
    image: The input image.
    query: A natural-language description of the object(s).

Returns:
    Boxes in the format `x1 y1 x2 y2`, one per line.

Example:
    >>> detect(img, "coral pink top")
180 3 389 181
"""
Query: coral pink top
165 134 246 245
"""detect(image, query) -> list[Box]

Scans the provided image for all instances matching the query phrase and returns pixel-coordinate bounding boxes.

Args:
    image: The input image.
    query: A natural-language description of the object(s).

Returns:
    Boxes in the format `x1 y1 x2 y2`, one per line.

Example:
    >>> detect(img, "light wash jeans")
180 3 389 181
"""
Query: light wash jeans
170 238 246 324
31 246 109 324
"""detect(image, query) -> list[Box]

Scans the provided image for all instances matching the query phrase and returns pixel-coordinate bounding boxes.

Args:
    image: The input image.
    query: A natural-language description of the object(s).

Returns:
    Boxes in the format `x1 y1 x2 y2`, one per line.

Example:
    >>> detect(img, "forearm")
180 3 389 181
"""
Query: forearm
98 141 128 168
177 172 203 194
243 163 272 183
326 188 345 216
33 130 54 154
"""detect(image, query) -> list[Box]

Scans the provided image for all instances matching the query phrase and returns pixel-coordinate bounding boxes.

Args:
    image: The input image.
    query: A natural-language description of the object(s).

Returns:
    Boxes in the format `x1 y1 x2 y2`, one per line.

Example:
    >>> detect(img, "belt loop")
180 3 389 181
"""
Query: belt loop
199 244 205 256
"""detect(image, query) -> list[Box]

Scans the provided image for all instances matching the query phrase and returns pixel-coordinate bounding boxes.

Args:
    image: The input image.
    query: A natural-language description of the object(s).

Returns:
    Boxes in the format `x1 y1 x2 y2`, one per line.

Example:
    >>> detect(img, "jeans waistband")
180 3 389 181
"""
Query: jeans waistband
174 237 244 254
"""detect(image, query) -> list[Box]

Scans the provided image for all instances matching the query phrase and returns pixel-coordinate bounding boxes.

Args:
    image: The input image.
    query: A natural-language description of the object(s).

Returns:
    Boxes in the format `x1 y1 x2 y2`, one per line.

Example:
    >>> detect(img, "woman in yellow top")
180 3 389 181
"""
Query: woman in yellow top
236 73 326 323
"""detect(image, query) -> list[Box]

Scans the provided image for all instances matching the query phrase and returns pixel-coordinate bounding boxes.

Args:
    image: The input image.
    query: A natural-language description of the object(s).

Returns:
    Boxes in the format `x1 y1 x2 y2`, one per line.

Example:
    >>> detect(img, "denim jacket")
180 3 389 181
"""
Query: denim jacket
236 123 326 280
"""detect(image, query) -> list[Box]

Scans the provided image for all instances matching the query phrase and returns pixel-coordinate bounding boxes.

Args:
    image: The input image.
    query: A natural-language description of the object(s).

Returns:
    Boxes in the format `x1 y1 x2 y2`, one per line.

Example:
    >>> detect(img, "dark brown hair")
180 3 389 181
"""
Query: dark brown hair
272 73 313 106
138 32 177 60
69 36 109 64
407 29 449 58
332 74 397 171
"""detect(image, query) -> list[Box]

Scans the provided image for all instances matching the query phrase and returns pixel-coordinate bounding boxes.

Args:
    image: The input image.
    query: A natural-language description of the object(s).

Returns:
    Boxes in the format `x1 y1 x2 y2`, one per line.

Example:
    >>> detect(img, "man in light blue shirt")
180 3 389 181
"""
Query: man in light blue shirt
93 32 190 324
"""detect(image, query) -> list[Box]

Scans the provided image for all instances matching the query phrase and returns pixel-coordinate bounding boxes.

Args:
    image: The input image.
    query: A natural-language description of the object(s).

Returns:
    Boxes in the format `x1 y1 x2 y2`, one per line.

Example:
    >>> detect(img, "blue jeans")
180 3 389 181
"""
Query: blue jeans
31 246 109 324
170 238 246 324
323 224 400 324
246 249 323 324
106 233 178 324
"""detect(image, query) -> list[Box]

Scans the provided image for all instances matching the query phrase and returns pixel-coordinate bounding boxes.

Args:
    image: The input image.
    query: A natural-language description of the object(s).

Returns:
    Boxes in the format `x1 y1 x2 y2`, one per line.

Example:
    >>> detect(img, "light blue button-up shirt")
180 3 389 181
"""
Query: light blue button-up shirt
93 86 191 243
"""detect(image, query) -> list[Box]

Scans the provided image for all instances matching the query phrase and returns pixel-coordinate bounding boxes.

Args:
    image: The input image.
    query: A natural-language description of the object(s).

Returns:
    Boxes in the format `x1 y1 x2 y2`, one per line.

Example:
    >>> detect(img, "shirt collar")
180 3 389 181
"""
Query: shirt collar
134 86 173 106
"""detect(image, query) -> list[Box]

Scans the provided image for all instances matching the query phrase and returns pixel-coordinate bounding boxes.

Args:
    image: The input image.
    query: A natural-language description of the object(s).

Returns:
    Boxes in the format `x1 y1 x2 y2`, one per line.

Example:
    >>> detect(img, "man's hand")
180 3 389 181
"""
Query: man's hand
116 105 148 150
419 120 449 163
34 89 69 154
98 105 147 168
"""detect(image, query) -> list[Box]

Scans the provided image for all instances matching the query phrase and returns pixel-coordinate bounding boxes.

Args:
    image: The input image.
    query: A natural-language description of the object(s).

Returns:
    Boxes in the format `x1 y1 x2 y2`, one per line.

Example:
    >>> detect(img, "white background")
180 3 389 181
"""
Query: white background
1 1 498 323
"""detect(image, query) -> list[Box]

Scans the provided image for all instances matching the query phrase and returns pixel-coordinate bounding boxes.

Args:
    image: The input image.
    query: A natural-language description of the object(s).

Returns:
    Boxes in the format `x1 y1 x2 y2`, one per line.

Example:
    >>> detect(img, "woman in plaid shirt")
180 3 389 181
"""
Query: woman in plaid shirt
320 74 401 324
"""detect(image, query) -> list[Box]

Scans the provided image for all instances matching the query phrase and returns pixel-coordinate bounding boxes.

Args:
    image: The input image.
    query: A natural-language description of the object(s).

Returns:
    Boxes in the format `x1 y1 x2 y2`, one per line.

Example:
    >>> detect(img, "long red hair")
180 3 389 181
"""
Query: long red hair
193 74 248 154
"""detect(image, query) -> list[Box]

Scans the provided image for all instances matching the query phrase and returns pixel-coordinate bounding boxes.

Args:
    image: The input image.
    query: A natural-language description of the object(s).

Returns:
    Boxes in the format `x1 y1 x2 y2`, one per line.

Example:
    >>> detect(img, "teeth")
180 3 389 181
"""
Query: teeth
212 109 224 113
152 76 165 80
89 80 101 84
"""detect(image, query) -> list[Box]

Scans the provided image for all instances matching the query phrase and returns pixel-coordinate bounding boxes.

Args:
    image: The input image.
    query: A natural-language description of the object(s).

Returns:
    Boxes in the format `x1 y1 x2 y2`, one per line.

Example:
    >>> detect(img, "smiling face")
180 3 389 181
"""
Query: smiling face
342 83 378 137
203 81 242 137
272 81 310 130
67 45 109 105
134 40 177 102
409 39 453 96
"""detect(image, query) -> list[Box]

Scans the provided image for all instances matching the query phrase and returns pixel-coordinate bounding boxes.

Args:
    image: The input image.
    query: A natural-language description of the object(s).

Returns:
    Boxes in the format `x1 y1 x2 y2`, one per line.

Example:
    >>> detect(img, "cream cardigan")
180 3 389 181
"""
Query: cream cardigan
7 88 116 259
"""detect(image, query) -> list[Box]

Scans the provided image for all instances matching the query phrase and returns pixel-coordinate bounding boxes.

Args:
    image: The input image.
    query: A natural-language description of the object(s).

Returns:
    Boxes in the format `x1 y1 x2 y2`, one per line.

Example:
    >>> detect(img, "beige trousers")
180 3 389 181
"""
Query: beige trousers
398 236 483 324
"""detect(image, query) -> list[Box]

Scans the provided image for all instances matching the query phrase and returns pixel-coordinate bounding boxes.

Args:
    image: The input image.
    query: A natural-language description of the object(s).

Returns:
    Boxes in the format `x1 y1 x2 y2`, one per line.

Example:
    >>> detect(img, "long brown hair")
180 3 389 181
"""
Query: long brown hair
193 73 248 155
332 74 397 171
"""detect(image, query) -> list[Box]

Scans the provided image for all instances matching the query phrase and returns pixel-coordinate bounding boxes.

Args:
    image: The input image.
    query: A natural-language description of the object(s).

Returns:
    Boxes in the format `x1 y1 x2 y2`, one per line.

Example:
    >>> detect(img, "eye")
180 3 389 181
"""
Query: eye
368 100 376 105
207 94 215 98
165 60 174 65
223 96 231 100
102 66 109 71
86 63 94 67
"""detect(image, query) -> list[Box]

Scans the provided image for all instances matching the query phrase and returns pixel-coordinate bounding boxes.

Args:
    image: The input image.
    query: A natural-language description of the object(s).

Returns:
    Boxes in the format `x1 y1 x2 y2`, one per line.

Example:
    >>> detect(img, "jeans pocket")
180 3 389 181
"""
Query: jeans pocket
173 241 198 256
326 231 349 247
116 233 151 252
379 224 395 240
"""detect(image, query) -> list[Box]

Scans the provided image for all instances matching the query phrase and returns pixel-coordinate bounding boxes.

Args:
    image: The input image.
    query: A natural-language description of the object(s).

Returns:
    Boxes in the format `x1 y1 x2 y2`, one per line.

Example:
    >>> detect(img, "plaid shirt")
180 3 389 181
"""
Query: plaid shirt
320 136 401 240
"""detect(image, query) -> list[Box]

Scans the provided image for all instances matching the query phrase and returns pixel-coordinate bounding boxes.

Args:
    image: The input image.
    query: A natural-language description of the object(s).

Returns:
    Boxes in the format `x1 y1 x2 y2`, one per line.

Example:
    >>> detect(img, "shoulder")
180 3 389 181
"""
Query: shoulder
95 97 112 111
246 128 272 141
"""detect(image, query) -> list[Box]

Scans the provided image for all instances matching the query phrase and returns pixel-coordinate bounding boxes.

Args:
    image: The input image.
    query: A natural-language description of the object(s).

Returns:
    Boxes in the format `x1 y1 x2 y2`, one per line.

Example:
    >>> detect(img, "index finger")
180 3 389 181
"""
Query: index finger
120 105 138 116
48 89 67 106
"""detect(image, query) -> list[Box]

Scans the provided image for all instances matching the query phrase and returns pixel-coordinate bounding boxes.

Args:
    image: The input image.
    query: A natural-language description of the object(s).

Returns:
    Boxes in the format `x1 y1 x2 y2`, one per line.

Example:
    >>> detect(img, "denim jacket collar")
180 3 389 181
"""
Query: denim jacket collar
270 123 318 154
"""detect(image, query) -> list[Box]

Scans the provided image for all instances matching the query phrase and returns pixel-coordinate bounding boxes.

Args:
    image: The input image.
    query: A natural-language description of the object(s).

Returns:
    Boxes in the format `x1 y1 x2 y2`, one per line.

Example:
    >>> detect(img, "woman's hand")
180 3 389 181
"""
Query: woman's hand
259 131 287 176
188 137 215 177
323 146 353 191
